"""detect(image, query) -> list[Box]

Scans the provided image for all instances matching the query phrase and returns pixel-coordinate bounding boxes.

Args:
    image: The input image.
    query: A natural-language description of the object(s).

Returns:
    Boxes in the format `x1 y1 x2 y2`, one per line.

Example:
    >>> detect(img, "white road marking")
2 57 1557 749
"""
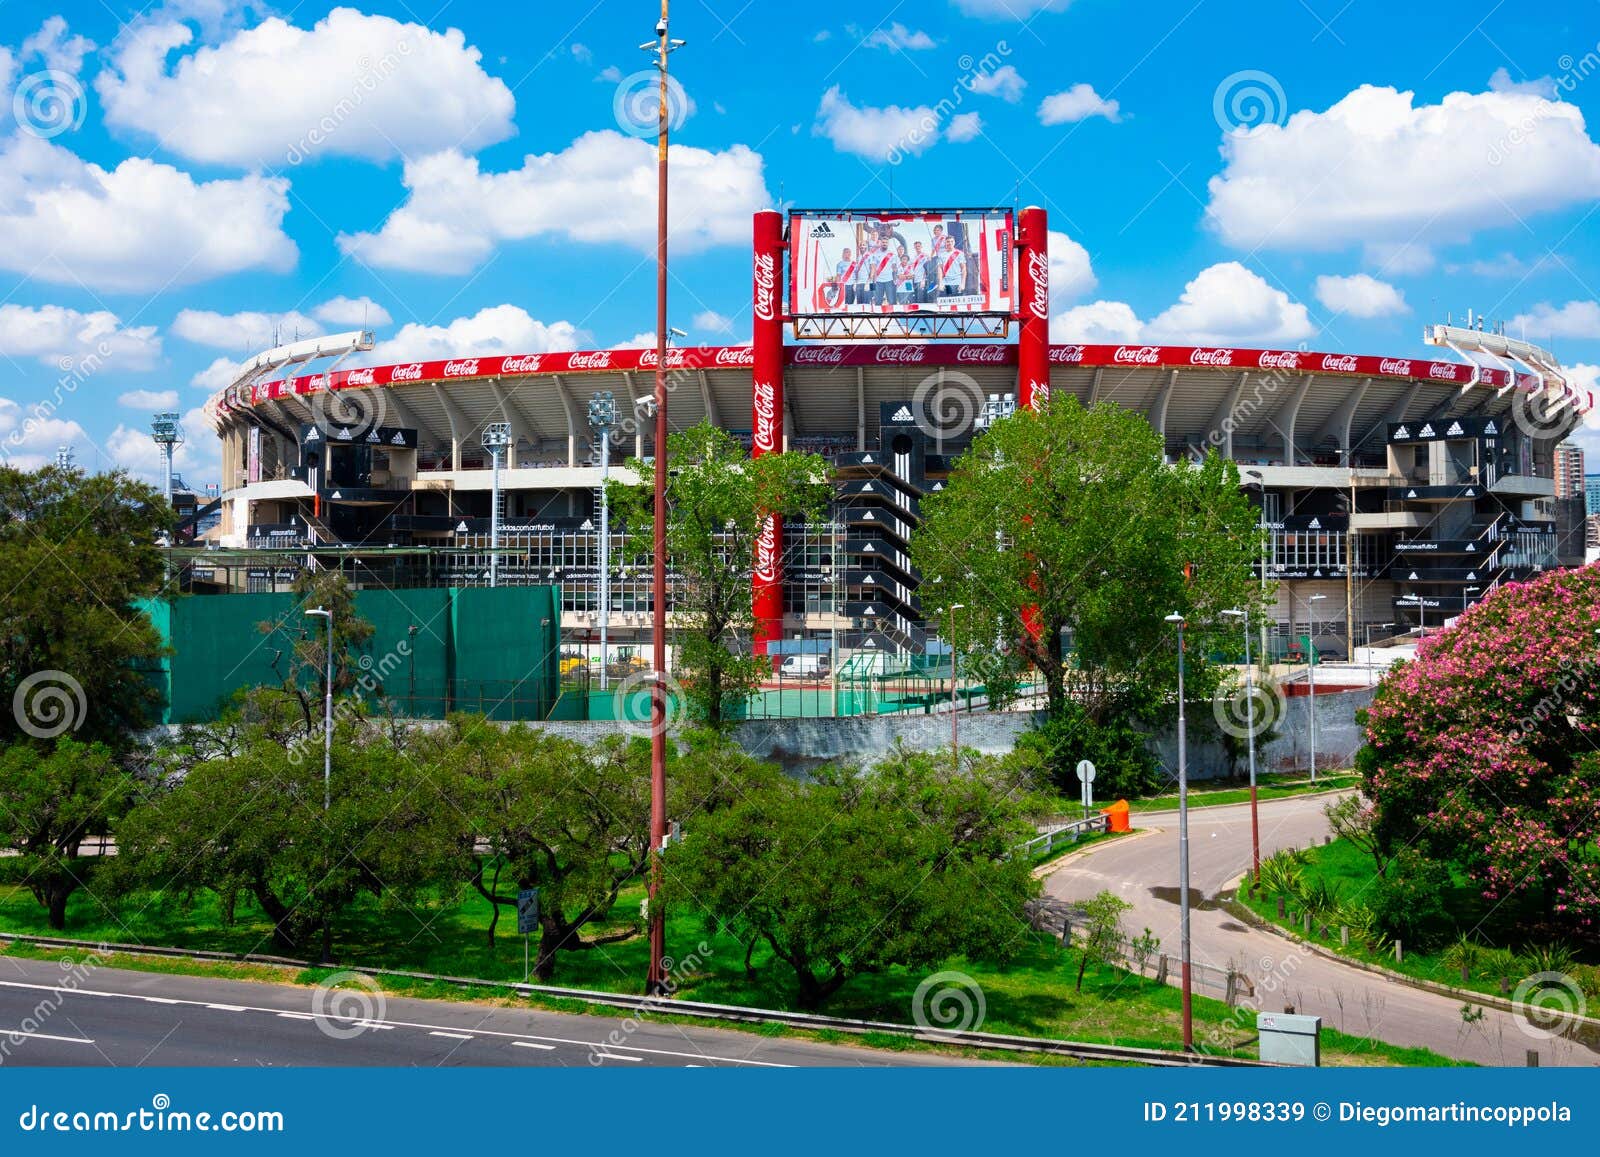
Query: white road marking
276 1011 317 1020
1 1028 95 1045
205 1004 246 1012
511 1040 556 1051
592 1052 642 1062
428 1031 473 1040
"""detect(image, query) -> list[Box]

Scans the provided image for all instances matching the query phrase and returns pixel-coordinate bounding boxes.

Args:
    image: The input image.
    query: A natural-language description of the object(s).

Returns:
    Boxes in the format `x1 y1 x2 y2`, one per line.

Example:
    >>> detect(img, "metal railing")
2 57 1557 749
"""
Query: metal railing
1018 814 1110 859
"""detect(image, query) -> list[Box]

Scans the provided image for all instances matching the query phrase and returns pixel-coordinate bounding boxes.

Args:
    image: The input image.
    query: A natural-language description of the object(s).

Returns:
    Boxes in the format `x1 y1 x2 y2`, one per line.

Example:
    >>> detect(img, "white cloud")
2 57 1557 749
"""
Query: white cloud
1487 67 1555 99
173 308 323 352
1047 230 1096 302
693 310 734 334
946 112 983 142
595 65 623 83
1205 84 1600 254
0 304 161 368
0 134 295 292
338 131 770 272
371 305 588 362
97 9 515 167
1145 262 1312 344
0 396 88 471
611 331 658 350
814 86 938 161
190 356 238 391
1051 300 1142 343
952 0 1073 17
1362 240 1435 275
118 388 179 409
1313 273 1409 318
20 16 94 75
858 23 935 51
1511 300 1600 339
571 43 592 64
1038 83 1120 125
968 65 1025 103
313 295 392 328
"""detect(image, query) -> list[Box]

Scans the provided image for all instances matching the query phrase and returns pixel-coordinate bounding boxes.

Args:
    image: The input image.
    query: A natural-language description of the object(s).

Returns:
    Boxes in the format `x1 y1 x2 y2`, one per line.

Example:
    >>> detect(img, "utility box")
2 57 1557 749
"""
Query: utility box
1257 1012 1321 1066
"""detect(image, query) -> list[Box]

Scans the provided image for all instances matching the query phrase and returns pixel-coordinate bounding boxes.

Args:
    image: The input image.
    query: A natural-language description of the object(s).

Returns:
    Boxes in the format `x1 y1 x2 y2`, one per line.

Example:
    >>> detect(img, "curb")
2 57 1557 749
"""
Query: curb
1034 826 1158 879
1127 784 1357 817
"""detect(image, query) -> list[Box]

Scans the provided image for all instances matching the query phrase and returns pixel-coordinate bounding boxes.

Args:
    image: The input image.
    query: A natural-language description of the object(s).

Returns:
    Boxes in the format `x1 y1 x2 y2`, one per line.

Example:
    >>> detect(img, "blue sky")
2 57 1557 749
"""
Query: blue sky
1 0 1598 483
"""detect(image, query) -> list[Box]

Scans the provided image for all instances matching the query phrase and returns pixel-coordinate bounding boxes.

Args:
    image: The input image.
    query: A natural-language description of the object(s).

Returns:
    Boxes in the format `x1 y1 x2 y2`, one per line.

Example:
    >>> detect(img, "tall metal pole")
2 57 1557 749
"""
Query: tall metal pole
1168 612 1193 1050
1244 608 1259 880
489 444 502 588
948 603 963 764
599 428 611 691
323 612 333 813
646 0 674 996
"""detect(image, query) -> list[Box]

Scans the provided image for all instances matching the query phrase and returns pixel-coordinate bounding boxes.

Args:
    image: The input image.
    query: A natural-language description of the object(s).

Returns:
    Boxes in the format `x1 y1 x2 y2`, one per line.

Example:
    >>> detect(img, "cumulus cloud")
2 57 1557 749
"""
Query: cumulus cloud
369 305 588 362
1051 300 1142 343
118 388 179 409
1487 67 1556 99
1205 84 1600 255
1313 273 1409 319
1050 262 1313 345
813 86 937 161
0 304 161 368
857 23 935 51
1510 300 1600 340
968 65 1025 103
1038 83 1120 125
97 9 515 166
313 295 392 328
611 331 658 350
173 308 323 352
20 16 94 75
1047 230 1097 303
693 310 734 334
0 396 88 471
190 356 238 391
946 112 983 142
338 131 770 272
0 134 295 292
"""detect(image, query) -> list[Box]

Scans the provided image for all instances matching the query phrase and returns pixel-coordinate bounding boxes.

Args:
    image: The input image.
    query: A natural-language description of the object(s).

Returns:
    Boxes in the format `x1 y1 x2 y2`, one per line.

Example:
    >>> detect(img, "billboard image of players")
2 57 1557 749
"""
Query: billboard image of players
788 210 1013 318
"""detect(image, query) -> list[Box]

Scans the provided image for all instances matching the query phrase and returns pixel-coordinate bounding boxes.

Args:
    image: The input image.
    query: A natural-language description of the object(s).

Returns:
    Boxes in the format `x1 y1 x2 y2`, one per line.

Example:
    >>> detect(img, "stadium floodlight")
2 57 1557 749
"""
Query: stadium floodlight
150 412 184 505
481 422 513 588
587 392 618 689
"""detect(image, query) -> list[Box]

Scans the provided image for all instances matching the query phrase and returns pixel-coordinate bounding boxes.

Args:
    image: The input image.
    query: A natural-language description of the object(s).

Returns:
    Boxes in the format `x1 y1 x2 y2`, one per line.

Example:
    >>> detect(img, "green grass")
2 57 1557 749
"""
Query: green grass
1127 771 1358 813
0 876 1460 1066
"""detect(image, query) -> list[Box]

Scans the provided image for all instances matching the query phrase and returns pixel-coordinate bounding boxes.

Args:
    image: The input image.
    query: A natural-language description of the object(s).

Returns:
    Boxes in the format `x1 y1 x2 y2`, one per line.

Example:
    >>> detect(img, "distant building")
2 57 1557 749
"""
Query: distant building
1556 443 1586 499
1587 474 1600 517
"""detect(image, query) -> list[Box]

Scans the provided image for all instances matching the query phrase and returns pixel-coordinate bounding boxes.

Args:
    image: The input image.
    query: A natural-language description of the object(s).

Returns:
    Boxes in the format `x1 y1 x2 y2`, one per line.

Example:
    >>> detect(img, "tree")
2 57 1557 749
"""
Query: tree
912 399 1263 724
1360 564 1600 944
0 739 137 928
609 421 828 726
664 747 1041 1008
257 570 377 730
0 464 169 746
1075 890 1133 992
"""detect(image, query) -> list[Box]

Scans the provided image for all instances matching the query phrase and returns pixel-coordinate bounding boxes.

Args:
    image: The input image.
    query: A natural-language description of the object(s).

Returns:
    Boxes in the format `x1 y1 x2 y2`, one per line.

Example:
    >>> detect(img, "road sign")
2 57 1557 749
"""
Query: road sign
1076 760 1096 815
516 888 540 936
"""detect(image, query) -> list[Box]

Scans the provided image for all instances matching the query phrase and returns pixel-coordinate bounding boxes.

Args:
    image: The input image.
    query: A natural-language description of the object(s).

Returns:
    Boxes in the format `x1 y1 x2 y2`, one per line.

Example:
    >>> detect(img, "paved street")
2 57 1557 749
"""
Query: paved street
1044 793 1600 1067
0 957 986 1068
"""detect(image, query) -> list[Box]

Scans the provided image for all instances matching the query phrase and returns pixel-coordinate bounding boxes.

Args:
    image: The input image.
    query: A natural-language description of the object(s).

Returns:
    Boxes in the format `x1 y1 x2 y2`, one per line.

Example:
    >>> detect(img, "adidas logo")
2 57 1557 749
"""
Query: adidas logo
1393 425 1410 439
305 427 321 441
1408 571 1420 580
455 521 469 533
862 454 874 463
390 431 406 445
366 428 381 442
809 222 835 238
1445 421 1464 436
1484 420 1498 434
890 406 914 422
1419 423 1435 438
1466 544 1476 552
1308 517 1321 529
337 426 353 440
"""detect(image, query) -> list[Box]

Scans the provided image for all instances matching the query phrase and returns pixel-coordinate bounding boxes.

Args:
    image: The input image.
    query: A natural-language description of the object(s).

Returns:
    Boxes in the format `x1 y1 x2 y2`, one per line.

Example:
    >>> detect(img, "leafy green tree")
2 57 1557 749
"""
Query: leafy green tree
0 739 137 928
257 571 377 729
609 421 828 726
1074 889 1133 992
664 747 1040 1008
0 464 169 746
913 399 1263 724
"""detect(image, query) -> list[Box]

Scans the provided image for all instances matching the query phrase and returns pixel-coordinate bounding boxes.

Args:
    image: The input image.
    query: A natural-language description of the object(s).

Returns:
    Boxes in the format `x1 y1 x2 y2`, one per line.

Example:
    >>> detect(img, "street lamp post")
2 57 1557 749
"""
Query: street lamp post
587 392 617 690
947 603 965 765
1164 611 1193 1051
1222 608 1260 881
1305 592 1327 783
1365 621 1395 687
481 422 511 588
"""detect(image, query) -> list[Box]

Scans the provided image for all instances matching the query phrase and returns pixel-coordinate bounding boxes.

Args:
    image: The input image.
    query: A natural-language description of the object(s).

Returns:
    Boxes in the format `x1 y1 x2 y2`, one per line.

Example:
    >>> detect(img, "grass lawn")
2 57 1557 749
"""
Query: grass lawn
1127 771 1358 813
0 876 1459 1066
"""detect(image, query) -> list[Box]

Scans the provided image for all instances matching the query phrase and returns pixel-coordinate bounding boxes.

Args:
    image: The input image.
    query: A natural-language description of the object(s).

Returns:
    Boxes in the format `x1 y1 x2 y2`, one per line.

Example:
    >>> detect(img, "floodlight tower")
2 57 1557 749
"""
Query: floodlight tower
481 422 512 588
587 391 618 688
150 412 183 505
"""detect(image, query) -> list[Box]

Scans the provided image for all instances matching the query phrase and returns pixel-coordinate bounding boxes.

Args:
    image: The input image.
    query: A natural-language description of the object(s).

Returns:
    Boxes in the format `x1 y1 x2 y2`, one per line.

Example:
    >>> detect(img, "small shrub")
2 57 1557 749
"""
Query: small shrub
1441 937 1484 977
1368 849 1452 953
1520 943 1577 978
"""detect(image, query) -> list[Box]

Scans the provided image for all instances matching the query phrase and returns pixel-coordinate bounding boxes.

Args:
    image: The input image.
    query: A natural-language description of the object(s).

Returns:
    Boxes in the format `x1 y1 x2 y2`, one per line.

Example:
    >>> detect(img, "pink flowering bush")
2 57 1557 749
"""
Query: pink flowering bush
1360 564 1600 944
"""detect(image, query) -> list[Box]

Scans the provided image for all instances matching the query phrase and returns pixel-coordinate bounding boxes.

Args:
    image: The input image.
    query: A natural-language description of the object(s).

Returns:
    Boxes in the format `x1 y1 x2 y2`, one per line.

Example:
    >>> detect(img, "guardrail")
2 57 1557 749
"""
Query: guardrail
1020 814 1110 859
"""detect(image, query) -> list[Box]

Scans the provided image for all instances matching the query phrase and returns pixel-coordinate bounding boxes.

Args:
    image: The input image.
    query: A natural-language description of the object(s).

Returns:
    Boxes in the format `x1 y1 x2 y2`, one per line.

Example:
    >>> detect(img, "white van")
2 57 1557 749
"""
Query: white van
779 654 829 677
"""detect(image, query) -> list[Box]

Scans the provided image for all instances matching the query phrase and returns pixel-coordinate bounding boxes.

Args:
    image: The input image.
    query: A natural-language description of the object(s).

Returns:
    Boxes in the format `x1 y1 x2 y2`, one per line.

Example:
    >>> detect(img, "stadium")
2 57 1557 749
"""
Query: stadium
191 208 1591 692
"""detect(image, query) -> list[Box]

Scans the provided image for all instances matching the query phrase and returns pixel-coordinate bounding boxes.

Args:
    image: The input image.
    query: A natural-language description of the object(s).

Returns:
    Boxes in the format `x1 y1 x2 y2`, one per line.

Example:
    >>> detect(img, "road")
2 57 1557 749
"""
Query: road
1044 793 1600 1067
0 956 984 1068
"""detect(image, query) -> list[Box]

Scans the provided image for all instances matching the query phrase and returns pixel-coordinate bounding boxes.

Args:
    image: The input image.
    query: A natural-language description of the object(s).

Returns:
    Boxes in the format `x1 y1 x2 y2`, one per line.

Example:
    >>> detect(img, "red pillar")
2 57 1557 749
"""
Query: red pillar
752 210 785 655
1016 205 1050 410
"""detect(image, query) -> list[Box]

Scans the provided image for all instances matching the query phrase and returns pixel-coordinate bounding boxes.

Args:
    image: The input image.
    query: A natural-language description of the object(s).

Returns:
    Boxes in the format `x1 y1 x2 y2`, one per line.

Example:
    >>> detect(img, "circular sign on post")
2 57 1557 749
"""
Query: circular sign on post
1076 759 1096 783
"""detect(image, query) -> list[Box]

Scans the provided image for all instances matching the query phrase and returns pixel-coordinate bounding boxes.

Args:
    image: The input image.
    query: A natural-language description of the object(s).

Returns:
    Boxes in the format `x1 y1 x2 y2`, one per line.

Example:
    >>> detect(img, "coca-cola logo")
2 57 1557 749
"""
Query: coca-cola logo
753 378 779 453
443 359 480 377
639 348 687 369
754 252 778 323
1379 358 1412 376
1031 377 1051 408
391 363 424 381
875 346 927 364
1051 345 1086 364
1025 250 1049 321
1427 362 1459 380
1114 345 1161 365
346 367 376 386
567 351 612 370
500 354 542 374
1320 354 1358 372
754 520 779 583
307 374 328 390
1189 347 1236 367
1257 350 1301 370
957 345 1007 364
714 346 754 366
792 346 845 365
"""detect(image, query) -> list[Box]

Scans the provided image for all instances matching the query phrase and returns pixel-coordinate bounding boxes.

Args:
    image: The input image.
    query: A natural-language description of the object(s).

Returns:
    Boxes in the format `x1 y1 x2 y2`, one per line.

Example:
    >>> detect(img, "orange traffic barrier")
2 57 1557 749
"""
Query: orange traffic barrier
1101 799 1131 833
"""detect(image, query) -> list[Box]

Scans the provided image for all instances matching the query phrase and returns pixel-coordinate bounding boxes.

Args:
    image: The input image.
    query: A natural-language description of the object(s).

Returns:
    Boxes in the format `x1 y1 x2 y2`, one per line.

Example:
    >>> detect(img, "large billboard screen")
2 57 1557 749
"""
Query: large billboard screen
788 210 1014 319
